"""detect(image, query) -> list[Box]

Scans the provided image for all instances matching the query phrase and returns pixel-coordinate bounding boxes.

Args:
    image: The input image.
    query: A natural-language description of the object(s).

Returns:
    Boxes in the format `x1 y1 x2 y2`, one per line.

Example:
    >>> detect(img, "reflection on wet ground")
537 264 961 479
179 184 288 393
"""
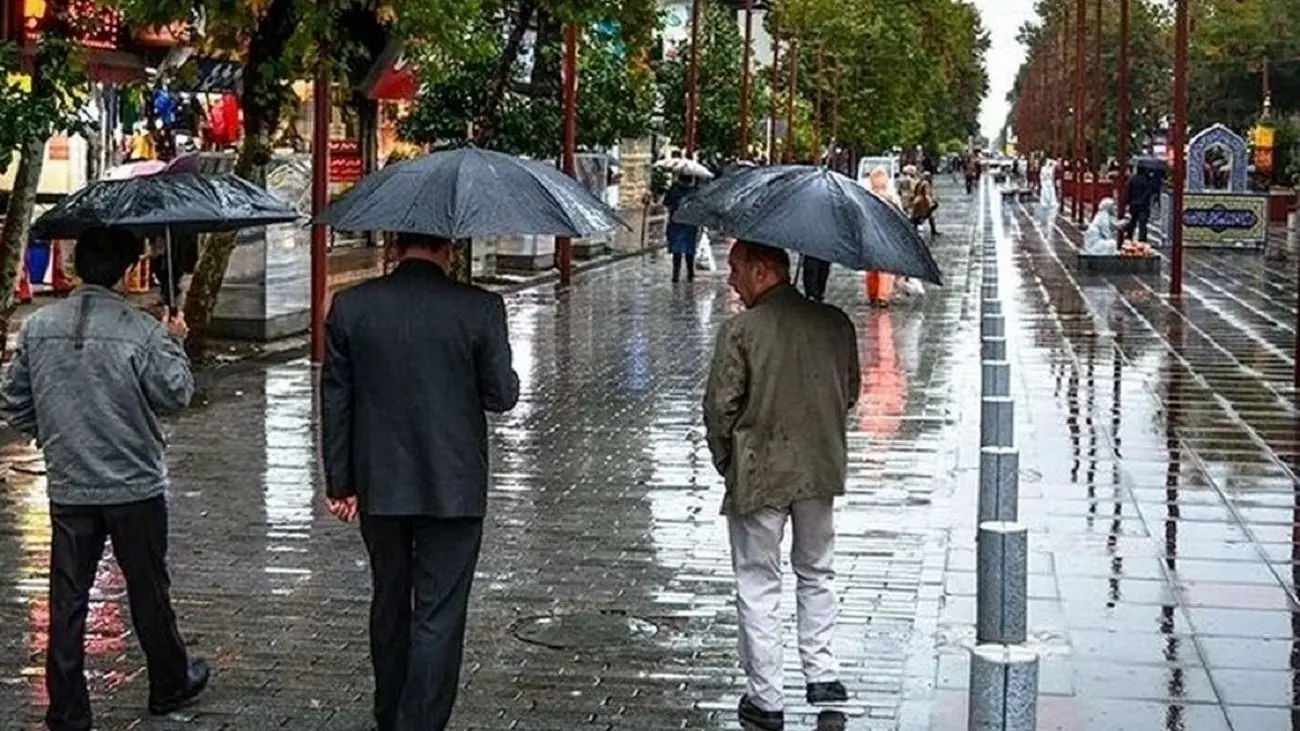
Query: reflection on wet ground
0 180 1297 729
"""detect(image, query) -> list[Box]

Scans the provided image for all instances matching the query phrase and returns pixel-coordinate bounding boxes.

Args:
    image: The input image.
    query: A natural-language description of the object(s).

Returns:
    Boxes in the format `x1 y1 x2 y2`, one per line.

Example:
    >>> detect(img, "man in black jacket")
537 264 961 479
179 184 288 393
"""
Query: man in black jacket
321 233 520 731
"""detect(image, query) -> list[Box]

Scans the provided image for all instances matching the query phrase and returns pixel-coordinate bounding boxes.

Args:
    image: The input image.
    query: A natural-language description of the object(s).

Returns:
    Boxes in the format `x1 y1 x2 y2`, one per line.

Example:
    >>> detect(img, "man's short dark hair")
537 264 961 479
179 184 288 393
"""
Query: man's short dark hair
736 240 791 274
395 232 454 252
75 227 144 287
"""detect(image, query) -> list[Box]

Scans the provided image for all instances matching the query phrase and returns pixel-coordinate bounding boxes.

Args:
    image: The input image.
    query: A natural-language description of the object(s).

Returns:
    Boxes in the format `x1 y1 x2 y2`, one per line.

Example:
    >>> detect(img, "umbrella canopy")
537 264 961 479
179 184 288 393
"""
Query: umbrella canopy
31 172 300 240
674 165 943 284
316 146 626 238
102 160 167 181
655 157 715 179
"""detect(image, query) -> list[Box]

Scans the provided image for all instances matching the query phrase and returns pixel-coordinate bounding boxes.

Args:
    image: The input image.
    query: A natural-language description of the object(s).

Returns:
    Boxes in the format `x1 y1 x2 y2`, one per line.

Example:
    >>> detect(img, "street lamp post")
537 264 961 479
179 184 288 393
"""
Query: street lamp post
309 13 330 365
1072 0 1085 224
685 0 702 157
769 25 781 163
1091 0 1102 217
784 38 799 163
1170 0 1189 296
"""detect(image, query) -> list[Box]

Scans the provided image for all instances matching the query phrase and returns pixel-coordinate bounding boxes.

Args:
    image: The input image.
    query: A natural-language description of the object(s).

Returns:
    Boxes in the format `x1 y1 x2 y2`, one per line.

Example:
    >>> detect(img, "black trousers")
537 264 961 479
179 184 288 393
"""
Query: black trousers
802 257 831 302
671 252 696 282
911 213 938 235
1128 207 1151 242
361 515 483 731
46 496 189 731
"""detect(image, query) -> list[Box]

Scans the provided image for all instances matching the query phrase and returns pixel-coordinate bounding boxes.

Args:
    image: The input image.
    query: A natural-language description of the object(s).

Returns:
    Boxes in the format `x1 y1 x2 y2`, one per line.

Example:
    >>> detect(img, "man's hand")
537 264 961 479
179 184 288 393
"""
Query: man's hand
166 313 189 341
327 496 358 522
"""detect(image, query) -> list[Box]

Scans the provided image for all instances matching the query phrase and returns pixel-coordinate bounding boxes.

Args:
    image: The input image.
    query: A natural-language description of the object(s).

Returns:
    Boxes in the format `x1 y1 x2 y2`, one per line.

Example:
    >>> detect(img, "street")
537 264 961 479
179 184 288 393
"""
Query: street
1 179 1297 730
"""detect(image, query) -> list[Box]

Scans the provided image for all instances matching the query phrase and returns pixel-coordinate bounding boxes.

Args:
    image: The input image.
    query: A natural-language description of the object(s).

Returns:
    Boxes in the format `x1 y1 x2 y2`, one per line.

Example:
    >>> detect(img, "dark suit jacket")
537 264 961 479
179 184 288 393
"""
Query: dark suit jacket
321 259 520 517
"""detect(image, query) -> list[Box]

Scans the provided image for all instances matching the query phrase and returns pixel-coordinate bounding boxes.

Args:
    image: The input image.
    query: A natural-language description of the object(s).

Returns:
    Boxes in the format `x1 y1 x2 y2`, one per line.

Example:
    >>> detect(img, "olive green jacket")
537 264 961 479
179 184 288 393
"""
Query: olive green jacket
703 284 860 516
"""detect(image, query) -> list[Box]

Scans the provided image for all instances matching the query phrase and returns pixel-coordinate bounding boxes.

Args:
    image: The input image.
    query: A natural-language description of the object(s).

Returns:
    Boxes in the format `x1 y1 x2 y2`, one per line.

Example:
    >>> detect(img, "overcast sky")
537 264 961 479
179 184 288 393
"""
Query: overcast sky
974 0 1036 140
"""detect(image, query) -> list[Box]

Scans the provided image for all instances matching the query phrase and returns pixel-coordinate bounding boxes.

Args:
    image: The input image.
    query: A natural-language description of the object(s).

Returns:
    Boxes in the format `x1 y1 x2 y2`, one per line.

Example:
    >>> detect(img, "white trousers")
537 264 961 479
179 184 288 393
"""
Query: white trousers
728 497 838 712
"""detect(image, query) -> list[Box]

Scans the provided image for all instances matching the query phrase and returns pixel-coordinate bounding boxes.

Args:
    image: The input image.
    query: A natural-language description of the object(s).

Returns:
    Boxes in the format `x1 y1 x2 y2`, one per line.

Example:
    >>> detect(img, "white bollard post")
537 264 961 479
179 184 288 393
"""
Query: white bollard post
976 521 1028 644
968 644 1039 731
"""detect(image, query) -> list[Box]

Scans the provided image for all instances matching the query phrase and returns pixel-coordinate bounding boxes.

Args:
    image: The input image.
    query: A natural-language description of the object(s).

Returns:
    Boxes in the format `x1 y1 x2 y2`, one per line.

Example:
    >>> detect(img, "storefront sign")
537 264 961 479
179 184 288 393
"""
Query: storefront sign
24 0 121 50
329 139 363 183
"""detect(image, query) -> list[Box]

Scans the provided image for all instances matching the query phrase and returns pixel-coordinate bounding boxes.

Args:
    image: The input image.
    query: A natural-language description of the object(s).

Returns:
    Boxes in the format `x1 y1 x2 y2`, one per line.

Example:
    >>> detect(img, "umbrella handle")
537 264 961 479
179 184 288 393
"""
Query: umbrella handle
165 227 177 317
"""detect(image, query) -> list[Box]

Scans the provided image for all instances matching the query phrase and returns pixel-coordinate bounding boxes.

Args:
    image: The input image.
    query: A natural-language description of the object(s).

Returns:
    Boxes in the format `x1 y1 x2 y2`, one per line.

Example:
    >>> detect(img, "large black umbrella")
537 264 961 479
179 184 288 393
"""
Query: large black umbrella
673 165 943 285
31 171 299 311
316 146 626 238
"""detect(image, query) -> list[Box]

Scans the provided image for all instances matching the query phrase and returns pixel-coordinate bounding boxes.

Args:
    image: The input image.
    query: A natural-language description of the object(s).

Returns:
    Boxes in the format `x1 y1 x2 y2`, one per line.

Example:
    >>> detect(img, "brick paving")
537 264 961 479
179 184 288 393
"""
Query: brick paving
5 179 1300 731
0 182 984 730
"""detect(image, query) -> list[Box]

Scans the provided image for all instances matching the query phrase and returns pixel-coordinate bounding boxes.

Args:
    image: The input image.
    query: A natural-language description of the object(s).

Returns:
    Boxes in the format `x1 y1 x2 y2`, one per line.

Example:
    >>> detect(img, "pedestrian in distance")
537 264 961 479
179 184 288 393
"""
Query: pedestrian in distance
663 173 702 283
704 240 861 731
0 227 209 731
321 232 520 731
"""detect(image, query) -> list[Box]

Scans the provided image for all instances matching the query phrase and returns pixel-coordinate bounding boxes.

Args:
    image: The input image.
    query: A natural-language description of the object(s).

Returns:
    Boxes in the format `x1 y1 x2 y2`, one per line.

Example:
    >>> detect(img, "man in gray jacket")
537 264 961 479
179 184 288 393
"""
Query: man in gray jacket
704 241 860 731
0 228 208 731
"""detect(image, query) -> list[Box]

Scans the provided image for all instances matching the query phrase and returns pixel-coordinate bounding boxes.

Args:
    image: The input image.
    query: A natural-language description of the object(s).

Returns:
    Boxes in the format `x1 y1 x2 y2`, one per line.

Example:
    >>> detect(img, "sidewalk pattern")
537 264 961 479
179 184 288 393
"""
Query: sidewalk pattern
0 185 984 730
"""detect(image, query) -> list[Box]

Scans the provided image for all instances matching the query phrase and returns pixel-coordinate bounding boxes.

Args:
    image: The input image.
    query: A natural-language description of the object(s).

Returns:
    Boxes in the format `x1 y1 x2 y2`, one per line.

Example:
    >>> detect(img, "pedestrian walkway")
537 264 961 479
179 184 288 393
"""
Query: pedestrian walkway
2 178 1296 731
926 193 1300 731
0 181 983 731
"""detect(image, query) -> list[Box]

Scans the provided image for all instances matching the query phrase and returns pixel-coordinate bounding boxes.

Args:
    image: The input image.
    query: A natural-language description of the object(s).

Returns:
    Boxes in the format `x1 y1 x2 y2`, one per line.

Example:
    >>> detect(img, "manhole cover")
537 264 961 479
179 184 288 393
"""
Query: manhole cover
513 611 659 650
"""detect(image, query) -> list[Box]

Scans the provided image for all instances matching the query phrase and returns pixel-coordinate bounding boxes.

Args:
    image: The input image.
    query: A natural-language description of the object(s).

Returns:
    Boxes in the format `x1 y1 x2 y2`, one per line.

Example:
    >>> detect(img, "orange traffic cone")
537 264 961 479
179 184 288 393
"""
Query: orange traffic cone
15 260 32 304
51 241 72 294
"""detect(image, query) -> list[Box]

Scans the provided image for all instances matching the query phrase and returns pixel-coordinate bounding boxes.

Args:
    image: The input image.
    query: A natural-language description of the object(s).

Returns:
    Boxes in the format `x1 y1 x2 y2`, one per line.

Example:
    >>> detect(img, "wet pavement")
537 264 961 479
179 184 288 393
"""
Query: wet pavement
0 179 1296 730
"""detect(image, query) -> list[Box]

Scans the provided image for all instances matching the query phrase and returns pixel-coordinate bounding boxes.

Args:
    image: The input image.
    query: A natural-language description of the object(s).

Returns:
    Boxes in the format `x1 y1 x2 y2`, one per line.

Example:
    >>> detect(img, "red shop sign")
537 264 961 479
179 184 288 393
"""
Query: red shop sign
329 139 363 183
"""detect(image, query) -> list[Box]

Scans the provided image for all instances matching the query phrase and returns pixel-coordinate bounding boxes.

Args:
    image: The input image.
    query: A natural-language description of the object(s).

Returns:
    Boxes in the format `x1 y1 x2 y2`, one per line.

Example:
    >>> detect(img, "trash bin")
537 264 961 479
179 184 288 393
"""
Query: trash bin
26 240 50 285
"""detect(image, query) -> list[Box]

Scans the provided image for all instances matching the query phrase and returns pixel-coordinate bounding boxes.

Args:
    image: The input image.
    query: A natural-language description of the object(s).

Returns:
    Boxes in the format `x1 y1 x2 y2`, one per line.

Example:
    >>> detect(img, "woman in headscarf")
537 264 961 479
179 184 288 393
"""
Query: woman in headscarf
663 173 702 282
864 167 902 306
1082 197 1129 255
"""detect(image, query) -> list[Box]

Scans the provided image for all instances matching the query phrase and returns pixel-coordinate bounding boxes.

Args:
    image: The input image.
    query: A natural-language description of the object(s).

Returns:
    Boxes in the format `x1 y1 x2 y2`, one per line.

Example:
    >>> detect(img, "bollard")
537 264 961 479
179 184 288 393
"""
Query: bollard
981 360 1011 397
978 446 1019 523
982 298 1002 316
977 521 1028 644
981 283 998 301
968 643 1039 731
980 314 1005 339
980 396 1014 447
981 337 1007 361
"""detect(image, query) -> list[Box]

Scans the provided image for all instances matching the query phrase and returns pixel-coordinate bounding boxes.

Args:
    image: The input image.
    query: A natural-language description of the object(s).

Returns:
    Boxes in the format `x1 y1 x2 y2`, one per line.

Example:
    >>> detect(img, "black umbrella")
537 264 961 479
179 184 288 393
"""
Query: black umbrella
673 165 943 284
31 171 300 311
315 146 626 238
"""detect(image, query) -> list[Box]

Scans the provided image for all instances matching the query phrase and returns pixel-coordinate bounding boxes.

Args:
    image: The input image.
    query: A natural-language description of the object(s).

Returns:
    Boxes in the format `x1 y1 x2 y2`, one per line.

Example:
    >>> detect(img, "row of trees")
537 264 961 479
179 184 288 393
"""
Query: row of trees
1007 0 1300 182
3 0 989 355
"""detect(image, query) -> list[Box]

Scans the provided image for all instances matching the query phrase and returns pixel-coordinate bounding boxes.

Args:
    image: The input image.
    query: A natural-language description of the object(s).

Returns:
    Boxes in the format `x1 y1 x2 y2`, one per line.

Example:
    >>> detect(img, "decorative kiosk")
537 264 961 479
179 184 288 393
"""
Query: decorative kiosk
1161 124 1269 251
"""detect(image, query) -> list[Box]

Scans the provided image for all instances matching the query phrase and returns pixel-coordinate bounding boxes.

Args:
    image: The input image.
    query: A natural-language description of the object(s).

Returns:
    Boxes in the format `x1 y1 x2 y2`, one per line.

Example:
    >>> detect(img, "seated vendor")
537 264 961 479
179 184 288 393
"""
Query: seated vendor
1082 198 1130 255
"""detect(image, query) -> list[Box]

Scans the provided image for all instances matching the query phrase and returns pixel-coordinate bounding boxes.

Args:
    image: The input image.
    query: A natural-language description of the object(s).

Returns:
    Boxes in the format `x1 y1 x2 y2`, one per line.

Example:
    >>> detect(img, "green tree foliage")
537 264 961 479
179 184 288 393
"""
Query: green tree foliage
655 1 745 168
399 0 657 158
0 4 91 351
1006 0 1171 161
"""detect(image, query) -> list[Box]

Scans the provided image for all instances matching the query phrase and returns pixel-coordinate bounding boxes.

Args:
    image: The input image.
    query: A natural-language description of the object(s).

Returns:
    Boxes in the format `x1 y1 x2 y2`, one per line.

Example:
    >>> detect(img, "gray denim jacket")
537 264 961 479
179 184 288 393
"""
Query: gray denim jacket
0 286 194 505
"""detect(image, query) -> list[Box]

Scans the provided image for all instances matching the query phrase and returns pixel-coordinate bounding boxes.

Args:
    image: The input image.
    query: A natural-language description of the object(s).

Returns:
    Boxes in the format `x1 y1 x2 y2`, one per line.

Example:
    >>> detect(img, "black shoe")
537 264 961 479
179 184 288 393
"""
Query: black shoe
806 680 849 705
149 659 210 715
738 695 784 730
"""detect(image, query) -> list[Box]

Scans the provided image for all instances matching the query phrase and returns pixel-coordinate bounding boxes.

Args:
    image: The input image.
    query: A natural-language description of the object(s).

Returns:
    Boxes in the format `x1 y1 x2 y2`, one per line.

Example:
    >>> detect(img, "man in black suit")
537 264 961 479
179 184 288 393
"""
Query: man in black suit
320 233 520 731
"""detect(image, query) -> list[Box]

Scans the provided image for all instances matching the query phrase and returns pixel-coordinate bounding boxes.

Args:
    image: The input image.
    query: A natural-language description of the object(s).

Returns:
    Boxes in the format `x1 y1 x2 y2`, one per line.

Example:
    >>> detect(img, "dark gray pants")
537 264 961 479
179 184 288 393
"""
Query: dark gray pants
361 514 483 731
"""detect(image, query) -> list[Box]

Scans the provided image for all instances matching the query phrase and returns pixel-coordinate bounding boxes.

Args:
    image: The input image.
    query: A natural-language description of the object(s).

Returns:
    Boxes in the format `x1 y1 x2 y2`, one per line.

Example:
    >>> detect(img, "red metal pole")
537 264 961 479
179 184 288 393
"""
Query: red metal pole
784 38 798 163
685 0 702 157
738 0 754 159
1170 0 1188 296
557 22 578 287
1073 0 1085 224
1116 0 1131 245
309 37 330 365
1091 0 1102 216
813 44 824 163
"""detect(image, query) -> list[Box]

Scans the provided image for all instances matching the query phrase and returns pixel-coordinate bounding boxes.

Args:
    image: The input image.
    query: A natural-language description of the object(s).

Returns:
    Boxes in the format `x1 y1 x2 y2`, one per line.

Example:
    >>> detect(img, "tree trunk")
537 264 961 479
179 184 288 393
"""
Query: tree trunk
475 0 540 145
0 138 48 358
181 0 298 357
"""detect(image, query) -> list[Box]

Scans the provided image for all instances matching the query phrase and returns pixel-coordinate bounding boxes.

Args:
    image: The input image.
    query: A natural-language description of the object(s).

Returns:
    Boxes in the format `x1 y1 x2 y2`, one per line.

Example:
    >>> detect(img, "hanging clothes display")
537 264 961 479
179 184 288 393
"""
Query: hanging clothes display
207 93 241 147
153 87 177 128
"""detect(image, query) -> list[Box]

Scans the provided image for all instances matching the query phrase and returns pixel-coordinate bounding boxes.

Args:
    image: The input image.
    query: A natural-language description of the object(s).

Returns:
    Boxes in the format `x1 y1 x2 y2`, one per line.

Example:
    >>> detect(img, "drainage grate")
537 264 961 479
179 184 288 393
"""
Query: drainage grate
512 610 659 650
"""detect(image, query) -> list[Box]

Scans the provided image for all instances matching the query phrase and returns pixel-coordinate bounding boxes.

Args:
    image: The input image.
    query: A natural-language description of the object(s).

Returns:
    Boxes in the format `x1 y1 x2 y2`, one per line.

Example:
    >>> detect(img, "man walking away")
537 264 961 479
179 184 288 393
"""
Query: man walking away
321 233 520 731
1127 169 1158 242
801 255 832 302
705 241 861 731
0 227 208 731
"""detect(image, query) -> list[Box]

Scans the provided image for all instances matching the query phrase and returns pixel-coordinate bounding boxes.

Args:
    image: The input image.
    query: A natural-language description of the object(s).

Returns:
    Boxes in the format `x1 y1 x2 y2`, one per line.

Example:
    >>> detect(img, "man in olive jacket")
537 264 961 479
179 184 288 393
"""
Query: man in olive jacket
321 233 520 731
704 241 860 731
